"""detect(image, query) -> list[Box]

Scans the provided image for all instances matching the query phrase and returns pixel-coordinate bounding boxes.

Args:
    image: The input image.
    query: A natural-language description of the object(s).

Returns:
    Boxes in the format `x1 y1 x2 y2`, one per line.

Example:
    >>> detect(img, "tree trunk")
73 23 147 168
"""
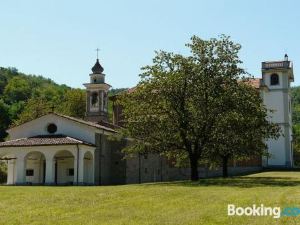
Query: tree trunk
222 156 229 178
190 155 199 181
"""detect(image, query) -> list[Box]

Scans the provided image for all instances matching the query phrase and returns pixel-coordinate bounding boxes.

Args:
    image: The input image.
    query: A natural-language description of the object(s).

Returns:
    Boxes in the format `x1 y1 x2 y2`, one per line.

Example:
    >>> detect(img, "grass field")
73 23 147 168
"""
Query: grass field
0 171 300 225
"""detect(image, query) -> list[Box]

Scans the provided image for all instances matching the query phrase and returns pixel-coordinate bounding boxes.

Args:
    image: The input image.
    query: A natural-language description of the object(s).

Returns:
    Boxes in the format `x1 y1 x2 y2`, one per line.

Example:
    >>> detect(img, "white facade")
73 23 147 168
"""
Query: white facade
0 113 113 185
260 59 294 167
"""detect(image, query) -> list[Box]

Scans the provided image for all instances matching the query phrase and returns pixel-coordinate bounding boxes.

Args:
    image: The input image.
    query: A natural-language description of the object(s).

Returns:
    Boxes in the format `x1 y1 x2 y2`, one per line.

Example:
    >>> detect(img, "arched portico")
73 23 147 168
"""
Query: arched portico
25 151 46 184
0 153 16 185
0 139 95 185
54 150 75 185
83 151 94 184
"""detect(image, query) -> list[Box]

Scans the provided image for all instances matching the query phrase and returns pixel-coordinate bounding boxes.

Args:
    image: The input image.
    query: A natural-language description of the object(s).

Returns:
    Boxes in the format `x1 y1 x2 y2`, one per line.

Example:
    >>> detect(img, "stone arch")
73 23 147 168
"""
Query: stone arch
54 150 75 185
270 73 279 85
24 151 46 184
0 153 17 185
83 151 94 184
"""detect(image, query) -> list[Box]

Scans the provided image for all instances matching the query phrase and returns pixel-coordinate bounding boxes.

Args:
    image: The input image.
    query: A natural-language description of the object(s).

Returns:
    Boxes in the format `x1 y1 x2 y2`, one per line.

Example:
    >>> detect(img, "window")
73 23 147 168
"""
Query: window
67 168 74 176
47 123 57 134
270 74 279 85
26 169 34 176
91 92 99 107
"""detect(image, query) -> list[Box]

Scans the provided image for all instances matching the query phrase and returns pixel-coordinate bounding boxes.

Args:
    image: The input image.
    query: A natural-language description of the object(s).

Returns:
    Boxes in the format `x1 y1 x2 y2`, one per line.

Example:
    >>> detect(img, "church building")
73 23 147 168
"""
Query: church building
0 55 294 185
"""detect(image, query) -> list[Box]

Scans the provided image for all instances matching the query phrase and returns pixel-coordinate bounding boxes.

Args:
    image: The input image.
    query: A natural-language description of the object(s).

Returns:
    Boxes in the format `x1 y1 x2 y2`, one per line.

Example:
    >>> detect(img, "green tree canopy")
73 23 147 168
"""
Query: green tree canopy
118 35 279 180
60 89 86 119
204 83 280 177
3 76 31 103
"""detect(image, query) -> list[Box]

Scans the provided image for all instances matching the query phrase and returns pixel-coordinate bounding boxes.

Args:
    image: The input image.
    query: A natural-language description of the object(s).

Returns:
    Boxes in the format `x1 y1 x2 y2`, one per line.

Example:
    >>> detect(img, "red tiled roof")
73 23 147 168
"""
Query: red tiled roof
0 135 95 148
127 87 136 93
243 78 261 89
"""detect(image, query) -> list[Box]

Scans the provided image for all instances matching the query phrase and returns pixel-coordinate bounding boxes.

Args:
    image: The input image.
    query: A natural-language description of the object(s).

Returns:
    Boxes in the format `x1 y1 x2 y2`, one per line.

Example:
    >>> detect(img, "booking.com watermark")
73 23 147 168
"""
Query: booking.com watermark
228 204 300 219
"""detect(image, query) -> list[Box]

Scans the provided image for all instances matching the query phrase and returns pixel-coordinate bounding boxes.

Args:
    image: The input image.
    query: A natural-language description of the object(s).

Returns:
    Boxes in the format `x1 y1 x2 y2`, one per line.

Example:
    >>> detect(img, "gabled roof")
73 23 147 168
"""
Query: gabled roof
8 112 117 133
0 135 95 148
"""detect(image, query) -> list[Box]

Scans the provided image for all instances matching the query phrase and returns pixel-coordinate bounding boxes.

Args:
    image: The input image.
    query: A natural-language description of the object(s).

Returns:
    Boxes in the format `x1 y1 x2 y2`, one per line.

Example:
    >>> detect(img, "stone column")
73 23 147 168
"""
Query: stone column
15 154 25 185
73 153 78 185
78 149 85 185
7 159 16 185
45 156 55 185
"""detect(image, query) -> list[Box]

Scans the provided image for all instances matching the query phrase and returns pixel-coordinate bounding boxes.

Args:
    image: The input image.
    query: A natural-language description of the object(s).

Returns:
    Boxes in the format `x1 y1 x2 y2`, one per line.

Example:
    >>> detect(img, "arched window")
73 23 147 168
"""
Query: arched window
270 74 279 85
91 92 99 107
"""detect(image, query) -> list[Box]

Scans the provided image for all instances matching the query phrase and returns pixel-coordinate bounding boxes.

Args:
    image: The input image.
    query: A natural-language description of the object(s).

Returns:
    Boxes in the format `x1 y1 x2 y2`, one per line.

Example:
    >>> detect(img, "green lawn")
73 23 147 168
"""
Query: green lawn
1 171 300 225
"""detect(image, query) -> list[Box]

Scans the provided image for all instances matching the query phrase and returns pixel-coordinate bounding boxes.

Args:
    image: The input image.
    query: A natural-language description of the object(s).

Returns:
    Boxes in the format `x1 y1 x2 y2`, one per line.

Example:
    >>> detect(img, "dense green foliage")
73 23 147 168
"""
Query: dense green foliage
0 67 71 140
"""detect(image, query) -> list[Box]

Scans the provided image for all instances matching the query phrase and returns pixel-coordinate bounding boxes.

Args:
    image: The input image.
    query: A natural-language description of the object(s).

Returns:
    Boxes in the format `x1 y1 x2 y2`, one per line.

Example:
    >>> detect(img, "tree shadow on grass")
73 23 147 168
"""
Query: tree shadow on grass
152 176 300 188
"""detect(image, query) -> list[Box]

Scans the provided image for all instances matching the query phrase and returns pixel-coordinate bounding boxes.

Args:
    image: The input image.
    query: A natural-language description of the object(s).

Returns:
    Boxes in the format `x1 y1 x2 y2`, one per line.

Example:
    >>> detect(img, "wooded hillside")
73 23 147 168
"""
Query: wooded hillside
0 67 126 141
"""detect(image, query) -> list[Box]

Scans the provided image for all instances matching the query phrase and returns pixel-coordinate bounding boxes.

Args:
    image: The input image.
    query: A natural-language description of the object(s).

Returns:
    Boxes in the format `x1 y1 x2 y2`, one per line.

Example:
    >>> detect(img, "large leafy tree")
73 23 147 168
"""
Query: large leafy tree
205 83 280 177
118 35 278 180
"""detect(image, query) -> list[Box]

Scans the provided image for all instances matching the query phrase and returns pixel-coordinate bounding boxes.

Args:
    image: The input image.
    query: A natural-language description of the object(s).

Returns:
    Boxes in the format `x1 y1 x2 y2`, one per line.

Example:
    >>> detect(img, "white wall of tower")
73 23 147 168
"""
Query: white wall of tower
262 67 293 167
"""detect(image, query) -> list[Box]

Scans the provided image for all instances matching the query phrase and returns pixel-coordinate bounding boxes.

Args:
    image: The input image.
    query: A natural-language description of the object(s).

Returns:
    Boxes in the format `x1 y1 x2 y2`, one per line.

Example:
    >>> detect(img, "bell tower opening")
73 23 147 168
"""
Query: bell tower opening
83 54 111 122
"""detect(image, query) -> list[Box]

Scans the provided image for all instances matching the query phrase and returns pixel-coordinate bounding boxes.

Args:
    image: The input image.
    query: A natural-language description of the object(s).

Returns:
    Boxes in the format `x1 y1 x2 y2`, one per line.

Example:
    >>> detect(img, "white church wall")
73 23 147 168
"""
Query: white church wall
8 114 96 144
25 159 44 184
263 91 285 123
7 159 16 185
1 144 95 185
266 133 286 166
57 158 74 184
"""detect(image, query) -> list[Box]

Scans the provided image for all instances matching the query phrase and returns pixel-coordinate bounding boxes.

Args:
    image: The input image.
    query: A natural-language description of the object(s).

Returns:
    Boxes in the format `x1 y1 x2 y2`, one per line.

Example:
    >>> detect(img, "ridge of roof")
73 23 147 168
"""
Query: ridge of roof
7 113 116 133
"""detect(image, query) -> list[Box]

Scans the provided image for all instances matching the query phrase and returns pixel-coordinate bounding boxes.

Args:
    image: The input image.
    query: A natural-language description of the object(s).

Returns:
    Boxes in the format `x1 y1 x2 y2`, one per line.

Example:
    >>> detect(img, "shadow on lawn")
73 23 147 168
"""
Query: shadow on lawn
155 176 300 188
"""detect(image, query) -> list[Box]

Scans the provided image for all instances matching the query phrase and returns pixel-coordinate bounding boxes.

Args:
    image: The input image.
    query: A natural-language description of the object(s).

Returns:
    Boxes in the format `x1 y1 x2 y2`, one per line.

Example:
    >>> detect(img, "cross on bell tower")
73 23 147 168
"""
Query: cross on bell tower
96 48 100 59
83 50 111 122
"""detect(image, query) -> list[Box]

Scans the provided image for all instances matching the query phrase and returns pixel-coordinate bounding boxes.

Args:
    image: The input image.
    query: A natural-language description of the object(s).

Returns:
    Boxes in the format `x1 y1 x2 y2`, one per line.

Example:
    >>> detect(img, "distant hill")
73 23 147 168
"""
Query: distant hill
0 67 126 141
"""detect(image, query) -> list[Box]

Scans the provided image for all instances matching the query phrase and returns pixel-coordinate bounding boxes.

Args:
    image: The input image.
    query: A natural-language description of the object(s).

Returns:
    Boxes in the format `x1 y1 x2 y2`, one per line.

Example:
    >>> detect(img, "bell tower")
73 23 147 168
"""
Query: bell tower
261 54 294 167
83 55 111 122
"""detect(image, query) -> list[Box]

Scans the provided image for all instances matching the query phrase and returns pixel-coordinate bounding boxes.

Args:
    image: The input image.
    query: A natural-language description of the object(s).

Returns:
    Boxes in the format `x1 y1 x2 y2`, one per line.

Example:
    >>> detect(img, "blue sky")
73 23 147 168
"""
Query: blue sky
1 0 299 88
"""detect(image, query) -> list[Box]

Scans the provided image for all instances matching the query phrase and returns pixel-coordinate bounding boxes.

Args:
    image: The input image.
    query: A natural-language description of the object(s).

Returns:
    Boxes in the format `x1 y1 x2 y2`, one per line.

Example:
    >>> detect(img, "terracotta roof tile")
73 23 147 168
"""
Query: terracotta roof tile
0 135 95 148
243 78 261 89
